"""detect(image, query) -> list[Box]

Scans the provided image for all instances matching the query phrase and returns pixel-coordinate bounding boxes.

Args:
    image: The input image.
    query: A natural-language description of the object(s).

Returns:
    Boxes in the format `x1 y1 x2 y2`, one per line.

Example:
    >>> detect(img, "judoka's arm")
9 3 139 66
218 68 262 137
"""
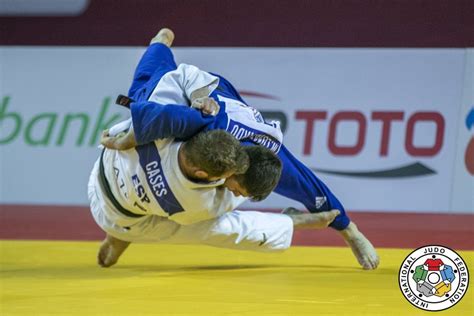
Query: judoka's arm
101 100 216 150
275 144 351 231
131 100 216 145
171 64 219 103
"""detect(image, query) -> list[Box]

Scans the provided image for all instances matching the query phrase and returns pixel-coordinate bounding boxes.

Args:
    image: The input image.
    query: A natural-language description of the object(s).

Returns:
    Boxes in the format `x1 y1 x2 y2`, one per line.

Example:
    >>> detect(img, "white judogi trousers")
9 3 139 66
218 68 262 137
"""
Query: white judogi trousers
88 158 294 252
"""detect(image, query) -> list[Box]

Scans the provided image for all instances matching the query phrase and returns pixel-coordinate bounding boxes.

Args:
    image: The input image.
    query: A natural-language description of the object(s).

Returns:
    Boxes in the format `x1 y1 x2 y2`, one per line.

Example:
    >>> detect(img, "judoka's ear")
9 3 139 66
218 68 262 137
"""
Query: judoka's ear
194 170 209 179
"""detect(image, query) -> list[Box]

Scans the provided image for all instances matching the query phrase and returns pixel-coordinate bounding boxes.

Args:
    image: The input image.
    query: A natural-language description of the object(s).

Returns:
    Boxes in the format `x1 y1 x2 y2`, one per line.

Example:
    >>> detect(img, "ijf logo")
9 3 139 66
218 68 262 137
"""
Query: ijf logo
398 245 469 311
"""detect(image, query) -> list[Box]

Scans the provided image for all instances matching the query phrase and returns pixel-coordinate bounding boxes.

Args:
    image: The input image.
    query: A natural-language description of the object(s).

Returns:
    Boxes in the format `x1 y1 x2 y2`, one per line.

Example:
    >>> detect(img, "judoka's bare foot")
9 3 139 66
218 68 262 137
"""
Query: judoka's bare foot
150 28 175 47
340 222 379 270
97 234 131 268
284 208 340 229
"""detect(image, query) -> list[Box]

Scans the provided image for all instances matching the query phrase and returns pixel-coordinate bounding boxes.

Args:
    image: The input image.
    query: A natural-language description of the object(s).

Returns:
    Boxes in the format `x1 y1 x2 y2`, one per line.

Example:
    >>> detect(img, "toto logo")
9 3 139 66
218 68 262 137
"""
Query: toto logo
241 91 446 179
296 110 444 178
398 245 469 312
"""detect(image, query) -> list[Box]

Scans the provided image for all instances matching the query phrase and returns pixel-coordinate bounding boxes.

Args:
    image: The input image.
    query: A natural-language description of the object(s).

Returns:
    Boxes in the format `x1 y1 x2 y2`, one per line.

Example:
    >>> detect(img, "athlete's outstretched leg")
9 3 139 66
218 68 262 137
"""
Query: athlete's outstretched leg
97 234 131 268
128 28 177 99
166 209 341 252
150 28 174 46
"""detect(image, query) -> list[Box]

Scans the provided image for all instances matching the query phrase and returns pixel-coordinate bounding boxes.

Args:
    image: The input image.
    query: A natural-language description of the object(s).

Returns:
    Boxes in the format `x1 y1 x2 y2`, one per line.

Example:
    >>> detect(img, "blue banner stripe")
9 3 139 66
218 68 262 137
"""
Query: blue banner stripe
135 143 185 215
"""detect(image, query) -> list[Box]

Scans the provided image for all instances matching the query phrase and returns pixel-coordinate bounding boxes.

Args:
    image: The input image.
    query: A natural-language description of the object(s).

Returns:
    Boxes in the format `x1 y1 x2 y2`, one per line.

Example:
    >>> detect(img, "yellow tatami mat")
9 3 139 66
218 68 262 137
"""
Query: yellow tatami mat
1 240 472 315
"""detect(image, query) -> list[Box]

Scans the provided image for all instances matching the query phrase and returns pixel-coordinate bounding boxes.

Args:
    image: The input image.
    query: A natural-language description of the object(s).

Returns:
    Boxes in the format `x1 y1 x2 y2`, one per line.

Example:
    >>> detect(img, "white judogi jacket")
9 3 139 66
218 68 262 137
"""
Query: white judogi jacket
103 142 246 226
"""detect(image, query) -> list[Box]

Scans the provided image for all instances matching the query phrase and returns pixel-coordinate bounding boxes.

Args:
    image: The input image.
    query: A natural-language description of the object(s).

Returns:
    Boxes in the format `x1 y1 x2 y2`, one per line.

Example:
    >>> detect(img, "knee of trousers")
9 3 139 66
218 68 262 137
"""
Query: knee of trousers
206 211 294 252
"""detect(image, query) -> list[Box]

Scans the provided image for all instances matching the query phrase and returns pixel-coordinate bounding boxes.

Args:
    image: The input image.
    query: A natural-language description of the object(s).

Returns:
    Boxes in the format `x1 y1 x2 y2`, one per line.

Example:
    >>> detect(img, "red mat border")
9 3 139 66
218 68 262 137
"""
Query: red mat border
1 204 472 250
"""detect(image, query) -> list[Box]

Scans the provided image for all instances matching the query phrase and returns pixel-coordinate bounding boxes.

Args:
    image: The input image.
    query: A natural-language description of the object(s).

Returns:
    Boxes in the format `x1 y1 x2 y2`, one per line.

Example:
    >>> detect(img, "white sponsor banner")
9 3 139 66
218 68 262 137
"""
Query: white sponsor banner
0 46 471 213
451 49 474 213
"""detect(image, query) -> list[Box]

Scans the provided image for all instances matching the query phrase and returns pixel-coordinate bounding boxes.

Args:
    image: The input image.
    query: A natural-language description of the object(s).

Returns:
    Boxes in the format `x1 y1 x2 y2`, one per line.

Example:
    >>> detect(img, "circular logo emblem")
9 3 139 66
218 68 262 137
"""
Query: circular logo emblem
399 245 469 311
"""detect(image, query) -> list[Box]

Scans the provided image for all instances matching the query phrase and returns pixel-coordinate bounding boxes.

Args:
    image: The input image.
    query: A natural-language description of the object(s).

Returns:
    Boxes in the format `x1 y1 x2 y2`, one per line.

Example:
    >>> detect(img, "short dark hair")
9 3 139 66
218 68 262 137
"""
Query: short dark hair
236 145 282 201
183 130 249 177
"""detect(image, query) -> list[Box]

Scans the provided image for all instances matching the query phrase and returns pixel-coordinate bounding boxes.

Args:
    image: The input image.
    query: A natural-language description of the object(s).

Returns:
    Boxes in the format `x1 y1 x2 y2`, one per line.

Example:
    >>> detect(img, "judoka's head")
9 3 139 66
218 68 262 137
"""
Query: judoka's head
223 145 282 201
180 130 249 182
